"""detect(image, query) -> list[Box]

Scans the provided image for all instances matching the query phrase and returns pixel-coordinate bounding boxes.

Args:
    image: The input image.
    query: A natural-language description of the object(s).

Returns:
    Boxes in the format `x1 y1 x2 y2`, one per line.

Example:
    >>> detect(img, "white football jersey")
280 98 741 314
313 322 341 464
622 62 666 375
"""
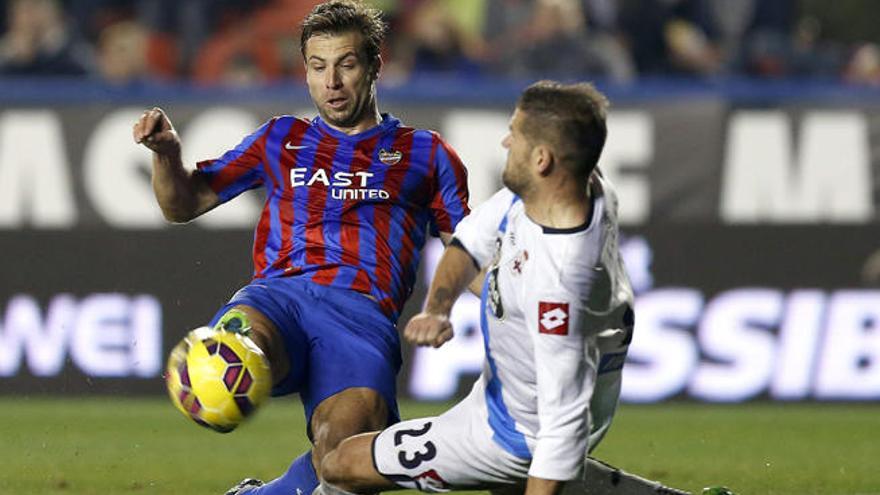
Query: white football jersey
452 173 634 481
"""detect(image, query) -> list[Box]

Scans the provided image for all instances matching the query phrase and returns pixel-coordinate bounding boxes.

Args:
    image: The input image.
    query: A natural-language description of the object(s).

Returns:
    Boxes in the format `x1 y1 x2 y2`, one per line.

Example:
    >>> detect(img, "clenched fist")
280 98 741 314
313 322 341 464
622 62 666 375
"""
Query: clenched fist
404 312 454 348
133 107 181 157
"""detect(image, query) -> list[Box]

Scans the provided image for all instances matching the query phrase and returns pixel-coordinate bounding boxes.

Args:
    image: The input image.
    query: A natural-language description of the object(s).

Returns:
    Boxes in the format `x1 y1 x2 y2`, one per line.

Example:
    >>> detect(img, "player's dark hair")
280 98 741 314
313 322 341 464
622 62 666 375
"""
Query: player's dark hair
300 0 386 77
516 80 609 179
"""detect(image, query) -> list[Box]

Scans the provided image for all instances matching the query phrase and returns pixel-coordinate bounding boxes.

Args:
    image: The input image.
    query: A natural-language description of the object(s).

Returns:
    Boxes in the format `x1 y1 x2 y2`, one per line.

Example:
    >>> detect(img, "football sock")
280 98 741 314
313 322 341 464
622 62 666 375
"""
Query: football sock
314 481 359 495
250 451 319 495
560 457 691 495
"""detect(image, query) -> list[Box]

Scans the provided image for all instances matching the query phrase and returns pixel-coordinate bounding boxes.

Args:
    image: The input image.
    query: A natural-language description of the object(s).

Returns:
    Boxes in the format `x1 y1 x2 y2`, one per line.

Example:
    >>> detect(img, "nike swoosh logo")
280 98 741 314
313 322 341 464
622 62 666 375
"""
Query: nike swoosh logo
285 142 309 150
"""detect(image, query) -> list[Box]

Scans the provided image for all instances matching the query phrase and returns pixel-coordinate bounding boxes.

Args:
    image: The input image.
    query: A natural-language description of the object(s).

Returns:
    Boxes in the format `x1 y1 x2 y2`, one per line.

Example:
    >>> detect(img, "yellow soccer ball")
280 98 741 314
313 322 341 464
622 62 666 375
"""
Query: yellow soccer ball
165 326 271 433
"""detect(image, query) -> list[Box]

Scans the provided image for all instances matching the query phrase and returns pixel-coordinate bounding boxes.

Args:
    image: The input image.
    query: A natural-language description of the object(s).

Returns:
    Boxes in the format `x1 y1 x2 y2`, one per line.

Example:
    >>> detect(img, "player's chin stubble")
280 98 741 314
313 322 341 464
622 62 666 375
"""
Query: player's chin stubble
502 166 521 195
321 98 363 128
503 166 534 198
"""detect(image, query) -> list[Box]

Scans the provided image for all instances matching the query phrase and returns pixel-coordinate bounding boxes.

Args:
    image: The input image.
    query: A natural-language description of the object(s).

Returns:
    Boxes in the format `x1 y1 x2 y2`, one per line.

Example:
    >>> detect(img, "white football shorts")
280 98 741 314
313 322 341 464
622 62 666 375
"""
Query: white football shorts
371 338 627 493
372 379 530 493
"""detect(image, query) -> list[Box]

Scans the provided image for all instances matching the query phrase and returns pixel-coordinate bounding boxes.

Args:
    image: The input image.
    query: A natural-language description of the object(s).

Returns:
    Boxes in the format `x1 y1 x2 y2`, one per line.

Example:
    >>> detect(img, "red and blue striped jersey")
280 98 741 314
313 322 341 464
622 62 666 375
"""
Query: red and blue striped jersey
196 113 470 321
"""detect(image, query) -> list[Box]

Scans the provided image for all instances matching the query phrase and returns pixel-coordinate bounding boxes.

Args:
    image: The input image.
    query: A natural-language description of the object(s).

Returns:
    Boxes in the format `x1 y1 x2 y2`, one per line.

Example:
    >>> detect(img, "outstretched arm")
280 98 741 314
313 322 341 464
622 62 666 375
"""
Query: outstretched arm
404 241 479 348
133 107 219 223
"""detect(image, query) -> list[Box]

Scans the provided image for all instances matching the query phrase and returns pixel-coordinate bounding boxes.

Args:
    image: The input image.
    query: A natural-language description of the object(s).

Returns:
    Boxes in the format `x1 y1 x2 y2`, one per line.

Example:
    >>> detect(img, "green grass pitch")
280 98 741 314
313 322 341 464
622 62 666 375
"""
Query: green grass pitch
0 397 877 495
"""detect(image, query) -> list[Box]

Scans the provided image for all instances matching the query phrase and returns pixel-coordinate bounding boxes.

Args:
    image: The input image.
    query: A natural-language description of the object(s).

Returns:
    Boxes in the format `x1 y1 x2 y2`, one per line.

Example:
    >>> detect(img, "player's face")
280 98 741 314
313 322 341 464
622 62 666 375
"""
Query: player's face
304 31 378 131
501 109 534 196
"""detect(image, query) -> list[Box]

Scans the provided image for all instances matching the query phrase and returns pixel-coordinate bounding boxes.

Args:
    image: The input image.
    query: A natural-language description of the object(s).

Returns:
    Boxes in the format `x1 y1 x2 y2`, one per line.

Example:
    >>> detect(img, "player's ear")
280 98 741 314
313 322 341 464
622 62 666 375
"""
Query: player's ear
534 145 554 176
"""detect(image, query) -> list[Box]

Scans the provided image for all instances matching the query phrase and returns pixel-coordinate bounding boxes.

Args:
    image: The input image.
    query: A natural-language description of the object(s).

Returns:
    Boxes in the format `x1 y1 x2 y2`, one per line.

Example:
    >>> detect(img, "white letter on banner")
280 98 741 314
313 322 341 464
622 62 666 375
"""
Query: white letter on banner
131 295 162 377
690 288 779 402
72 294 132 376
0 111 77 227
601 112 652 225
184 108 261 228
84 109 165 227
73 294 160 378
720 111 872 223
0 294 76 376
720 112 794 223
621 288 700 402
815 290 880 399
771 290 825 399
795 113 872 222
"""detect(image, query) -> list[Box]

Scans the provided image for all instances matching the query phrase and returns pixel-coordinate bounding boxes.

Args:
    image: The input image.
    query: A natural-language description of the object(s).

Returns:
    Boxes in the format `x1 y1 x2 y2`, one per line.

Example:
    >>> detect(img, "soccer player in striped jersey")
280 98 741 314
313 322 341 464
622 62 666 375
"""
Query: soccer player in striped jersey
313 81 720 495
132 2 469 494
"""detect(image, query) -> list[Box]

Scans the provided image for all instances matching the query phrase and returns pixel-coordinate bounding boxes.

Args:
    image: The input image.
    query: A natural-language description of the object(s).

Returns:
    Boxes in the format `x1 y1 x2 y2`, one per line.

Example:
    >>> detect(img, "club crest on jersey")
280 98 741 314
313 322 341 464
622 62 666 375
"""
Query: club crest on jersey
508 250 529 275
378 148 403 165
539 302 569 335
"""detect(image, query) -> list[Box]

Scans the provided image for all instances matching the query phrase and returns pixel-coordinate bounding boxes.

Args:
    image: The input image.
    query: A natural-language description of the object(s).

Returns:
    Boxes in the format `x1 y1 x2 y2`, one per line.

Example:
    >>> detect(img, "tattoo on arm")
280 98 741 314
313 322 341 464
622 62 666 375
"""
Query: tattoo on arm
429 287 455 314
434 287 453 303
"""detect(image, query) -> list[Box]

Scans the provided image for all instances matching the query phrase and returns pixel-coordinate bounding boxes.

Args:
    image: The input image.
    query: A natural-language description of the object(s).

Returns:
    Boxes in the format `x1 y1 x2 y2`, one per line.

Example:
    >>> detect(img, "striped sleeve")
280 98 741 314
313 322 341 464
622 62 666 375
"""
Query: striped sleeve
195 118 273 204
428 135 470 236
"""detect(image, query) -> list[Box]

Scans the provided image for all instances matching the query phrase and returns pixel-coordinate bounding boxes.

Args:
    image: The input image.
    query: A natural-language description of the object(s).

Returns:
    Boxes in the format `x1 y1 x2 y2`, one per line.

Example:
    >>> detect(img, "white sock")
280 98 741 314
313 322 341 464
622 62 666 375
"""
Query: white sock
559 457 691 495
313 481 360 495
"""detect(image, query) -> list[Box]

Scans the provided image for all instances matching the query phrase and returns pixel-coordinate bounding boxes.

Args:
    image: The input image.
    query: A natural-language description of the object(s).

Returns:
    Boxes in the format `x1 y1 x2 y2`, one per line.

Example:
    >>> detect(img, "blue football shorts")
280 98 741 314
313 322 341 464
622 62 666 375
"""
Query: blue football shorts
208 276 402 431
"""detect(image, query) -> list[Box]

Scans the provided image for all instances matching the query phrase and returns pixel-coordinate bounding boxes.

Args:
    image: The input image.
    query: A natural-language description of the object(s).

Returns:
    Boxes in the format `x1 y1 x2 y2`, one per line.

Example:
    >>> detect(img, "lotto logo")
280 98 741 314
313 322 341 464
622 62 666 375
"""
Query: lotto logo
539 302 569 335
413 469 449 492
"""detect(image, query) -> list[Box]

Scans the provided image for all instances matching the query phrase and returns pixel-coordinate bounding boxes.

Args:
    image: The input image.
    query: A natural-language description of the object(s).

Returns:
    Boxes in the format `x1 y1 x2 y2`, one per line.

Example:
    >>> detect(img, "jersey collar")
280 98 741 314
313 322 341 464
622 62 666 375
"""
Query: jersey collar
313 113 400 141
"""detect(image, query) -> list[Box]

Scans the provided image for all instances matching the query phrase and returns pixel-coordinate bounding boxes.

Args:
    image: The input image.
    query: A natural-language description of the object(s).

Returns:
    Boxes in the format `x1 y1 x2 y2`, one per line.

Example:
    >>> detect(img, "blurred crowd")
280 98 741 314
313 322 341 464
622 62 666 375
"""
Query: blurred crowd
2 0 880 87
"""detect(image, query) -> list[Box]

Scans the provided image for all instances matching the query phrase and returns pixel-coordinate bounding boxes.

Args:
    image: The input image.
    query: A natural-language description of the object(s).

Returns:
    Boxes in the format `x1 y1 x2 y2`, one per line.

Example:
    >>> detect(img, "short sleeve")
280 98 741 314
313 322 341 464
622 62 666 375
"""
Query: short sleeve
452 188 517 268
195 119 273 204
428 136 470 236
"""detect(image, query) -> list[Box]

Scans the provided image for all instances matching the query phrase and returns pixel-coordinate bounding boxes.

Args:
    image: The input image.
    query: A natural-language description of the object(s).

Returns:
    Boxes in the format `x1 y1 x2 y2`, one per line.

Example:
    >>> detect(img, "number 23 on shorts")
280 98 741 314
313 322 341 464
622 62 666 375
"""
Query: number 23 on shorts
394 421 437 469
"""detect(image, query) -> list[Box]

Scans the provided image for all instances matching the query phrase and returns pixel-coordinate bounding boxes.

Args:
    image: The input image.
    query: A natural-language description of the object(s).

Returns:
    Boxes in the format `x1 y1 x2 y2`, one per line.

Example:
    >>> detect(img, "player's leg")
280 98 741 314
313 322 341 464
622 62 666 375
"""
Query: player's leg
239 388 393 495
577 355 693 495
564 457 691 495
557 339 690 494
213 304 306 495
296 284 408 482
318 431 397 493
320 391 529 495
212 281 315 495
230 281 404 495
247 392 391 495
479 458 691 495
309 386 389 472
226 450 318 495
568 459 735 495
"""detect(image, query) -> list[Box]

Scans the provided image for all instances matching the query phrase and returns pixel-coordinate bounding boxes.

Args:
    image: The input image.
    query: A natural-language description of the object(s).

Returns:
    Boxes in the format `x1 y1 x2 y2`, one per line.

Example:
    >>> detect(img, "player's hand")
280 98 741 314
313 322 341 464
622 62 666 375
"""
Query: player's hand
133 107 181 157
404 312 453 348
